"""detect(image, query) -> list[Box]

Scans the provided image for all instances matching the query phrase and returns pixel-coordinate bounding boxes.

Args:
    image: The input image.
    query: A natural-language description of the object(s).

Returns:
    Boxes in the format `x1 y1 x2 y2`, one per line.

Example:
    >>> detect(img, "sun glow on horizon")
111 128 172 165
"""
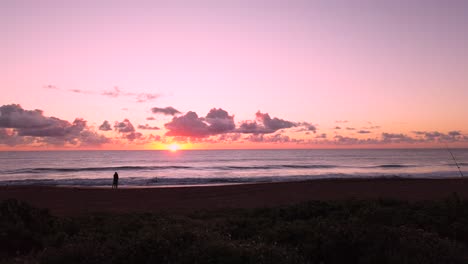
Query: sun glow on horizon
168 143 180 152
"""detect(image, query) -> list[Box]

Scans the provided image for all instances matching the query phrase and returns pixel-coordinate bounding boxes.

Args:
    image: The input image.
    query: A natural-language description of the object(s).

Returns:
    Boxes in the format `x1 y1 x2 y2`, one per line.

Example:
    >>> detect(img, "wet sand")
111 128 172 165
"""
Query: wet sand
1 178 468 216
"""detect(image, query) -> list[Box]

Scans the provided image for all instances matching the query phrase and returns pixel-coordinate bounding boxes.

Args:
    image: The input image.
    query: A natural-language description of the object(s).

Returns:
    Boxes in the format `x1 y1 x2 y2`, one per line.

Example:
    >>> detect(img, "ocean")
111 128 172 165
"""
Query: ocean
0 149 467 187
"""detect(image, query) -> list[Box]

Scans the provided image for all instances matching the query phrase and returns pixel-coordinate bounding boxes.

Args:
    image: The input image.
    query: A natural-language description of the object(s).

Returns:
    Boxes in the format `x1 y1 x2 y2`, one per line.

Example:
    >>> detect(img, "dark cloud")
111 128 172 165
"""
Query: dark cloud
114 119 135 133
165 111 210 137
0 104 85 137
316 133 327 139
346 127 356 131
98 121 112 131
312 131 468 146
362 126 381 130
205 108 236 134
0 128 31 146
164 109 314 139
412 130 465 143
113 119 144 141
66 130 110 146
151 106 181 116
245 134 297 143
125 132 143 141
333 135 380 145
217 133 242 142
381 133 417 143
422 131 444 140
334 126 341 130
0 104 56 129
237 122 262 133
333 135 360 145
146 117 156 121
164 108 236 138
237 111 297 134
357 130 371 134
0 104 109 147
137 124 160 130
256 111 295 131
297 122 317 133
449 131 462 137
43 84 59 90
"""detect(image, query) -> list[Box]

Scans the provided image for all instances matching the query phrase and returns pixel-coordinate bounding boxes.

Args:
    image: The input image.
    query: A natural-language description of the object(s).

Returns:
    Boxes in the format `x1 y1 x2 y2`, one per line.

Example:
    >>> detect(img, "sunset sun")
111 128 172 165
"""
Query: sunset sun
168 143 180 152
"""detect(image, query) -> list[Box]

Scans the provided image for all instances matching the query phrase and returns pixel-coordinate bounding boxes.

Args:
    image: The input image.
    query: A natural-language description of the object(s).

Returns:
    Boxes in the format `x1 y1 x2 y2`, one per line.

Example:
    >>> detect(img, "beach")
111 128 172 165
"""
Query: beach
2 177 468 216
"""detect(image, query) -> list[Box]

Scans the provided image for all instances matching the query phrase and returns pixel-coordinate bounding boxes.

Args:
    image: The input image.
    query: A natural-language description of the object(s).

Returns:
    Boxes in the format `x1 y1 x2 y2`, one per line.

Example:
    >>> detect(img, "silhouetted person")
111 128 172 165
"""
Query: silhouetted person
112 172 119 189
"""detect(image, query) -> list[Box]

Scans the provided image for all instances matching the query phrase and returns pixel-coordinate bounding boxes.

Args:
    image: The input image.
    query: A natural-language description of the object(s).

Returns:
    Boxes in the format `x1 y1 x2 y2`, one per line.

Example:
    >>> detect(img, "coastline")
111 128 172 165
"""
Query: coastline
2 177 468 216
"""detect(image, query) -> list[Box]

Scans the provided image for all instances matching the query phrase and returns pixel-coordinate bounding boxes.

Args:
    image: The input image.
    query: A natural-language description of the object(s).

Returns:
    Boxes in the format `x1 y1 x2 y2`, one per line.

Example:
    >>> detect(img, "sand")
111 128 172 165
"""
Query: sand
1 178 468 216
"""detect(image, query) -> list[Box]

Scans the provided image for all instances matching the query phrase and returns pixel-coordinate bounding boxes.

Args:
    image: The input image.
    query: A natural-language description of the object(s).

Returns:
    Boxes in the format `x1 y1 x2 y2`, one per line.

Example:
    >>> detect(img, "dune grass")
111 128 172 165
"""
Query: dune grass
2 195 468 263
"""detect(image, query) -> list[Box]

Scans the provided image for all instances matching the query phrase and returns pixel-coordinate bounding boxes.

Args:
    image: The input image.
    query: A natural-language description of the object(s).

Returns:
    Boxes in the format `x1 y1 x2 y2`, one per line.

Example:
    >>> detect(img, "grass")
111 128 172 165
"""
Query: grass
2 194 468 263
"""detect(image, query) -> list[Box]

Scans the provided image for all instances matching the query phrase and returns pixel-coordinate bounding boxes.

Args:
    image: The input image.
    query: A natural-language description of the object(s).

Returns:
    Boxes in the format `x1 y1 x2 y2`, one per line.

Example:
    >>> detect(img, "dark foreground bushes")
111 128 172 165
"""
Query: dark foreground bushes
2 195 468 263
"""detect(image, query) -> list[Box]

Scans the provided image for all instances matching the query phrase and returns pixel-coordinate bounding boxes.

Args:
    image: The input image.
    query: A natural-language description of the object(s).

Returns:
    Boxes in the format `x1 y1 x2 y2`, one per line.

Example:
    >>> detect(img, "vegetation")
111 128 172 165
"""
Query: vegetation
2 195 468 263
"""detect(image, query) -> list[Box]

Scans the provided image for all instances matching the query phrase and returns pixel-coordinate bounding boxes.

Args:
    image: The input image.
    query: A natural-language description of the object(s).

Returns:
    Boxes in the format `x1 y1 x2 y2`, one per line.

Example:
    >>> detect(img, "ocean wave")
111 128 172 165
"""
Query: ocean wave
372 164 416 168
2 165 192 174
1 164 340 175
0 171 461 187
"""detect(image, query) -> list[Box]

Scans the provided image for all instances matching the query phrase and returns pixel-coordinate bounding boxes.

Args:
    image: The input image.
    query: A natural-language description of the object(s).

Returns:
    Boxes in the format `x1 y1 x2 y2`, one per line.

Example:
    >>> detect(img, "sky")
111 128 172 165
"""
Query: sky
1 0 468 150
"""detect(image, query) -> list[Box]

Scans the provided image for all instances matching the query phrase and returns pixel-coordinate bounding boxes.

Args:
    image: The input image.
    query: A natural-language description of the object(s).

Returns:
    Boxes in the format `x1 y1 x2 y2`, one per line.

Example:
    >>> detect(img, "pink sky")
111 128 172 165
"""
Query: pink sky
1 1 468 150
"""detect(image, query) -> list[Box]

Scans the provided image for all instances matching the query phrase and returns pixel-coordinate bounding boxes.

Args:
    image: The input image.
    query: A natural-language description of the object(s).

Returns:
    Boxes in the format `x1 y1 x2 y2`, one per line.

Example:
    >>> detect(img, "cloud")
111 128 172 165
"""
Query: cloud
0 104 57 129
362 126 381 130
357 130 371 134
124 131 143 141
345 127 356 131
334 126 341 130
217 133 242 143
245 134 296 143
98 121 112 131
151 106 181 116
164 109 315 139
238 111 297 134
102 86 121 98
381 133 417 143
146 117 156 121
113 119 144 141
164 108 236 138
165 111 209 137
0 104 109 146
68 89 93 94
101 87 160 102
74 130 110 146
316 133 327 139
297 122 317 133
205 108 236 134
256 111 295 131
332 135 380 145
137 124 160 130
114 119 135 133
43 84 59 90
335 120 348 123
448 131 462 137
136 93 160 103
0 128 31 146
412 130 465 143
43 84 160 103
